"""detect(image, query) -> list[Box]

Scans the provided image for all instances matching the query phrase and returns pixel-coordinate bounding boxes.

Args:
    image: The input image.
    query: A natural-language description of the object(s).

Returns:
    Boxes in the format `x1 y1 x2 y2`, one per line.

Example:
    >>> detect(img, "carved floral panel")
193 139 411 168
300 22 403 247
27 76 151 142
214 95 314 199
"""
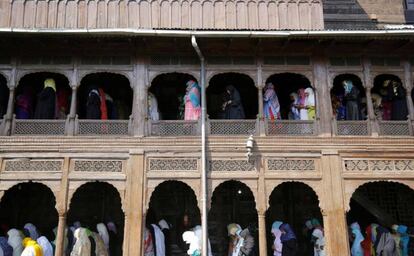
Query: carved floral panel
267 159 315 171
344 159 414 171
148 158 198 171
2 159 63 172
73 160 123 172
209 159 256 172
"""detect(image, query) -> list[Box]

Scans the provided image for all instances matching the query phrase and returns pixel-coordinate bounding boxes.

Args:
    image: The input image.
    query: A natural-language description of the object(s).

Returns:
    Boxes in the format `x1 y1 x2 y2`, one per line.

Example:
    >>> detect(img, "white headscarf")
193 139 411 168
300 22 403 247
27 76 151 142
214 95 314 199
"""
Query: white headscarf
182 231 199 256
312 229 325 256
304 88 315 107
7 229 23 256
37 236 54 256
71 228 91 256
96 223 110 250
24 223 39 240
151 224 165 256
148 93 160 121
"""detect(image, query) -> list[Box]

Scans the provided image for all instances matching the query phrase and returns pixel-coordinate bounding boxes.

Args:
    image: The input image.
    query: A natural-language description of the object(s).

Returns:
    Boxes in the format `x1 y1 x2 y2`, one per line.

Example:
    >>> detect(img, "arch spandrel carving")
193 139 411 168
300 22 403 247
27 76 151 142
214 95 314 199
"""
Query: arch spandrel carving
147 71 201 87
328 72 364 89
0 71 11 87
210 179 259 211
265 180 325 214
263 71 314 87
16 70 73 85
78 70 134 88
207 71 257 86
343 179 414 212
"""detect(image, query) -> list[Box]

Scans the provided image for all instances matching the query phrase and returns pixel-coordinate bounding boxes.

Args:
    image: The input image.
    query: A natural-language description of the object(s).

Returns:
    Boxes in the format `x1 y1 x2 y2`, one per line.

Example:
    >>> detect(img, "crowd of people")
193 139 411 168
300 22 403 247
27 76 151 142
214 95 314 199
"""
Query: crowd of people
0 222 121 256
349 222 414 256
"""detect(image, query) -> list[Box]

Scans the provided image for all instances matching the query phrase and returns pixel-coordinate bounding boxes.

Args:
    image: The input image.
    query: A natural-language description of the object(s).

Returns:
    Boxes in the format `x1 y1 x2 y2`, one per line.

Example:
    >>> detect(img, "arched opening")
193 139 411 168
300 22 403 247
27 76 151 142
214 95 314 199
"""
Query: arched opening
207 73 258 119
347 181 414 231
372 74 407 120
266 182 323 256
149 73 198 120
331 74 366 120
0 74 9 118
67 182 124 256
265 73 314 120
78 73 132 120
146 180 200 256
0 182 58 240
208 180 258 256
15 72 70 119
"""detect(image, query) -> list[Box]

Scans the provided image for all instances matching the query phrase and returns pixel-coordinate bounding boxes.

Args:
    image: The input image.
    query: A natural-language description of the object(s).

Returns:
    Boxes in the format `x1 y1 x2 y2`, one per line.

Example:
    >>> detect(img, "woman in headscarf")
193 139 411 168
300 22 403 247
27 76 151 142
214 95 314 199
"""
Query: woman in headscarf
106 222 120 256
343 80 361 120
0 236 12 256
34 78 57 119
271 221 283 256
184 80 201 120
96 224 109 251
91 232 108 256
279 223 297 256
7 229 23 256
371 93 383 120
350 222 364 256
381 80 393 120
222 85 245 119
376 226 397 256
148 92 160 121
182 230 199 256
391 224 401 256
390 81 408 120
263 83 281 120
15 85 34 119
21 238 43 256
361 225 373 256
98 88 108 120
227 223 254 256
310 219 324 256
37 236 53 256
151 223 165 256
398 225 409 256
144 227 155 256
304 88 316 120
297 89 308 120
289 93 300 120
71 228 91 256
86 86 101 120
24 223 39 240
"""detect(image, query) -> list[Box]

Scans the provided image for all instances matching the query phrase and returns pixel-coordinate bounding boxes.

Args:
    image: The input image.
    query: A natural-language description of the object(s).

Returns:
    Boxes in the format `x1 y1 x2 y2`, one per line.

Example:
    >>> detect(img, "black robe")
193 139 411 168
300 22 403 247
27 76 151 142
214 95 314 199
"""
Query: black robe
344 87 361 121
224 87 245 119
391 84 408 120
281 239 298 256
34 87 56 119
86 92 101 119
108 230 122 256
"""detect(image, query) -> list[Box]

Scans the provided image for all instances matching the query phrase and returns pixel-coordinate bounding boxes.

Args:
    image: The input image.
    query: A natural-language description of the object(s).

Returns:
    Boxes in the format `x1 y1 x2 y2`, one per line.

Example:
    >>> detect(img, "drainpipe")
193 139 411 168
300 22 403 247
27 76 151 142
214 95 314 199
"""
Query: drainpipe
191 35 208 256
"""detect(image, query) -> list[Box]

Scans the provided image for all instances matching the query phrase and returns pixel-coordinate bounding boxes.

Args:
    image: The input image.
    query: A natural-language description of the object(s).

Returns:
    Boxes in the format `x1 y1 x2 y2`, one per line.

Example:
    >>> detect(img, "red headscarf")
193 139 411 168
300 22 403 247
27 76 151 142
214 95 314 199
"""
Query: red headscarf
361 225 372 256
98 88 108 120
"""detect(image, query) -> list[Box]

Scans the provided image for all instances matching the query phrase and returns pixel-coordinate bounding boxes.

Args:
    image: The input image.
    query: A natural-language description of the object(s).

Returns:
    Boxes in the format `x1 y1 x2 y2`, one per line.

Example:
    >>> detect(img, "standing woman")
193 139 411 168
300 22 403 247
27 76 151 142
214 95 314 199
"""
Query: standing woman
271 221 283 256
34 78 57 119
297 89 308 120
263 83 281 120
350 223 364 256
289 93 300 120
304 88 316 120
222 85 245 119
390 81 408 120
184 80 201 120
343 80 361 121
86 86 101 119
280 223 298 256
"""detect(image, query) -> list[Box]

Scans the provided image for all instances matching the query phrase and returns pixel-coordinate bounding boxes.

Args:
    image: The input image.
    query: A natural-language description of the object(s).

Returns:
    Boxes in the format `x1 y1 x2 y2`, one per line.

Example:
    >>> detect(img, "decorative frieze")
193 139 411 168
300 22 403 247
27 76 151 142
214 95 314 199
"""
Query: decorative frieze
209 159 256 172
2 159 63 172
343 159 414 171
148 158 198 171
73 160 123 172
267 159 315 171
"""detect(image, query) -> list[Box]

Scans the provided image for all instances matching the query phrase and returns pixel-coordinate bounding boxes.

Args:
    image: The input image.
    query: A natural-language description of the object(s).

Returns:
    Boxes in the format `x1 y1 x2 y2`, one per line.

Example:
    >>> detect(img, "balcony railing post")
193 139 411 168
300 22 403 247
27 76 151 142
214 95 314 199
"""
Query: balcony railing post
74 115 79 135
67 86 77 136
259 117 266 136
128 115 133 136
332 118 338 136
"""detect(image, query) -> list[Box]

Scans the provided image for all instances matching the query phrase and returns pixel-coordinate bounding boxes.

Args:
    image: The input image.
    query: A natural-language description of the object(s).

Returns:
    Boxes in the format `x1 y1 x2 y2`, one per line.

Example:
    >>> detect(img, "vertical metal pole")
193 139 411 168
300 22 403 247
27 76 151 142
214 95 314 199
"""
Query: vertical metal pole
191 35 208 256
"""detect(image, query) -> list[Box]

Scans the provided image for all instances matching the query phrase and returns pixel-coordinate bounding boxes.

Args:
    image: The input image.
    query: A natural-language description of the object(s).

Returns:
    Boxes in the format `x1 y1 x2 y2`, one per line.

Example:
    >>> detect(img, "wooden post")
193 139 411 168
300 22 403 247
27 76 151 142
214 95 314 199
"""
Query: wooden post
257 157 267 256
363 57 378 136
124 150 145 256
3 87 15 135
403 60 414 120
55 157 70 256
312 56 332 136
132 58 147 137
67 86 77 135
320 151 350 256
257 58 266 136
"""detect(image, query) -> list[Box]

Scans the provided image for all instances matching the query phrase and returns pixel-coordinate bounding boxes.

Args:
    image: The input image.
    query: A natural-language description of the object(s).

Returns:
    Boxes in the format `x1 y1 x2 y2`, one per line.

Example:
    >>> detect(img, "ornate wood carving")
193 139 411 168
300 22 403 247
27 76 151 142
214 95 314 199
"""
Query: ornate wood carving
2 159 63 172
209 159 256 172
267 159 315 171
73 160 123 172
343 159 414 171
148 158 198 171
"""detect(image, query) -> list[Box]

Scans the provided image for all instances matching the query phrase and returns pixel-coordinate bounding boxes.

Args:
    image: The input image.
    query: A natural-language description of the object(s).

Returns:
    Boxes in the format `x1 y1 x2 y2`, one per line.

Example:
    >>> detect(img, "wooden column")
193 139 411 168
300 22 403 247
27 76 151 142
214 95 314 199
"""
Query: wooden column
363 57 378 136
403 60 414 120
312 56 332 136
124 150 145 256
55 157 70 256
257 157 267 256
3 87 15 135
67 86 77 135
132 58 147 136
320 150 350 256
257 59 265 136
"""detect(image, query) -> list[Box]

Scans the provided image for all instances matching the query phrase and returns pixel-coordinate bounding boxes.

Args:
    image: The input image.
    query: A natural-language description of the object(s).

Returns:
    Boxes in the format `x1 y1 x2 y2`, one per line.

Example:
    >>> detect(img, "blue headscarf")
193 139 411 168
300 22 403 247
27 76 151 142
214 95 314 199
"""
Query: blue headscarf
186 80 201 108
272 221 283 231
344 80 354 94
0 237 13 256
350 223 364 256
280 223 296 242
398 225 409 256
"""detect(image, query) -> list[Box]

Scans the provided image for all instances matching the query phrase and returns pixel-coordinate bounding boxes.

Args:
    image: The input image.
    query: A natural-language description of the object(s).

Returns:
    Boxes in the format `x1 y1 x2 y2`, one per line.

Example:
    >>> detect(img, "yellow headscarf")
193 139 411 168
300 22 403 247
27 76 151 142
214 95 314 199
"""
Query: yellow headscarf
22 238 43 256
44 78 56 92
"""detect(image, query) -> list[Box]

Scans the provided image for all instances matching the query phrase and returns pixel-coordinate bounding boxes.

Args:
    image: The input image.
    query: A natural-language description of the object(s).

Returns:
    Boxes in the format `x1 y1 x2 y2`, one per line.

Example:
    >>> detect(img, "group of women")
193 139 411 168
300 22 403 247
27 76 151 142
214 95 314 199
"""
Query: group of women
84 86 129 120
0 222 121 256
271 219 325 256
350 222 414 256
15 78 70 120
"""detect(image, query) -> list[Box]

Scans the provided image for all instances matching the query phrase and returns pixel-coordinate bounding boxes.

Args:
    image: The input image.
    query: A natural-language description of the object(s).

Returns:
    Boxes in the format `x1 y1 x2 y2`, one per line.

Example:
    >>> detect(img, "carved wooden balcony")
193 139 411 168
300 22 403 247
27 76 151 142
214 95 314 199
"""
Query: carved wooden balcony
334 120 370 136
209 119 258 135
75 117 131 136
11 117 66 136
2 0 324 30
149 120 199 136
378 120 412 136
265 119 316 136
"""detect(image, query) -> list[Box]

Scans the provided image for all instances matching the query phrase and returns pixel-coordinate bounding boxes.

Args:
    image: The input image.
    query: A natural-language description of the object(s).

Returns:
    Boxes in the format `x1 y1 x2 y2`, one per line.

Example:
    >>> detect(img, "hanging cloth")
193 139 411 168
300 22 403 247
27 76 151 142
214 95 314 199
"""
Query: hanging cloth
98 88 108 120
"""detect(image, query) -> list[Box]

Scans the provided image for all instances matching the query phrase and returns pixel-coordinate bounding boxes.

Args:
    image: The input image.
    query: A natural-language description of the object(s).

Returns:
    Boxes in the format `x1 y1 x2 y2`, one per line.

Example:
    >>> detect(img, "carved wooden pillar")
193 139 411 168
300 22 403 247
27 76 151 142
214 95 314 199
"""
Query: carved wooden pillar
320 151 350 256
67 86 78 135
403 60 414 120
3 87 15 135
131 58 146 136
312 56 332 136
257 157 267 256
362 57 378 136
55 157 70 256
124 150 145 256
257 59 265 136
